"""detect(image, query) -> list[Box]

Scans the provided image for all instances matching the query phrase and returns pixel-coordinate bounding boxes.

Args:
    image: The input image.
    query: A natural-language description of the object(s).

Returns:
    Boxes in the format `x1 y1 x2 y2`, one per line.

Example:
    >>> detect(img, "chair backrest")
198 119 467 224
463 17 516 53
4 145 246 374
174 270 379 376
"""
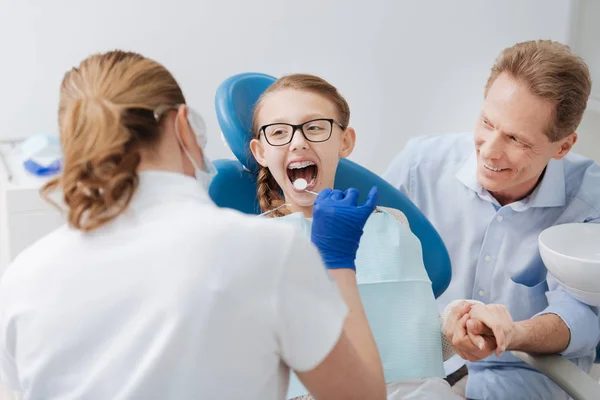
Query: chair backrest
214 72 275 173
211 72 451 298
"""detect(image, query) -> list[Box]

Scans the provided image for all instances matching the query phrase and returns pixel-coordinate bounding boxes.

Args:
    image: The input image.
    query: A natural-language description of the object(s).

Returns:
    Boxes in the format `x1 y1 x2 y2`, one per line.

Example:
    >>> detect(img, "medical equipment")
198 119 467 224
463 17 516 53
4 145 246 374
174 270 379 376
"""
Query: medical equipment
18 134 62 177
154 106 218 190
509 223 600 400
539 223 600 365
293 178 319 195
311 187 377 271
538 223 600 306
256 203 291 218
212 72 451 298
293 178 384 215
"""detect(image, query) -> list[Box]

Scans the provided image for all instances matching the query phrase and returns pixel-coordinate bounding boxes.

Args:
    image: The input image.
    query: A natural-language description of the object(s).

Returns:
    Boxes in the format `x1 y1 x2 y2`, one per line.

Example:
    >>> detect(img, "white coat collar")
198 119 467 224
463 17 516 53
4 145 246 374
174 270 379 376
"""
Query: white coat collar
131 170 212 209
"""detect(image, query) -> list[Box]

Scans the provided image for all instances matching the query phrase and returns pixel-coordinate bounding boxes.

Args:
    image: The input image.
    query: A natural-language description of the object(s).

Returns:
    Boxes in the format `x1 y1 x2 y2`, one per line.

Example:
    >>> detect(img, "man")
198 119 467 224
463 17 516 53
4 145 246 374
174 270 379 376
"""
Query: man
384 40 600 399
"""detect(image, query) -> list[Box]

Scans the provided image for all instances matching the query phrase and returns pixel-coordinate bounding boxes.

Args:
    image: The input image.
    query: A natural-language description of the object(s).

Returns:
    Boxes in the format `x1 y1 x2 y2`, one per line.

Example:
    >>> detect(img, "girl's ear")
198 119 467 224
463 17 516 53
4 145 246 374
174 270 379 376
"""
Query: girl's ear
339 127 356 158
250 138 268 167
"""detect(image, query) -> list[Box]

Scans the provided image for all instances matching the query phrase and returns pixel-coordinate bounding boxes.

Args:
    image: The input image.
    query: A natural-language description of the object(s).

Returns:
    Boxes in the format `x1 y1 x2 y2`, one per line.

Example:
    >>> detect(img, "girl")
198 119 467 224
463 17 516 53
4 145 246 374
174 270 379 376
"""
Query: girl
250 74 462 399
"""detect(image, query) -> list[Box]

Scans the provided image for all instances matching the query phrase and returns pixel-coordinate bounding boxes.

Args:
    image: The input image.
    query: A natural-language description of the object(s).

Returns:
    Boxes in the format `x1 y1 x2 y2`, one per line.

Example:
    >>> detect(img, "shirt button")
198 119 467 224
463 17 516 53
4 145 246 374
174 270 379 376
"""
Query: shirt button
484 255 491 262
497 216 503 222
478 290 485 296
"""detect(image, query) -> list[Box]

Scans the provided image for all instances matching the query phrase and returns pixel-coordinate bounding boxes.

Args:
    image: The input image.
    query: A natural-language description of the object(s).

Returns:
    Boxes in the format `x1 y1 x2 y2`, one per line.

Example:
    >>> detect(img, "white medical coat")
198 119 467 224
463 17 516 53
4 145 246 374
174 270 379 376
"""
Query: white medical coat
0 170 347 400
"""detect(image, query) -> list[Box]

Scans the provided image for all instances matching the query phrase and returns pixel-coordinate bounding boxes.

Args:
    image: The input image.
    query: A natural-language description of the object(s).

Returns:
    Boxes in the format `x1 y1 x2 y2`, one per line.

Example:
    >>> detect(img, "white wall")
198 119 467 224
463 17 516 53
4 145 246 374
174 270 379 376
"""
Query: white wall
574 0 600 111
571 0 600 161
0 0 578 174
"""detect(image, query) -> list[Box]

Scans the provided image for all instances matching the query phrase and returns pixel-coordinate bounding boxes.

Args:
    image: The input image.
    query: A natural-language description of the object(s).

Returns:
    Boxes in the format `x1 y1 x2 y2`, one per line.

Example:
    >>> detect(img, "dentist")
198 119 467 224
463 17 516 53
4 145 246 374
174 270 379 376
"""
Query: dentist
0 51 385 400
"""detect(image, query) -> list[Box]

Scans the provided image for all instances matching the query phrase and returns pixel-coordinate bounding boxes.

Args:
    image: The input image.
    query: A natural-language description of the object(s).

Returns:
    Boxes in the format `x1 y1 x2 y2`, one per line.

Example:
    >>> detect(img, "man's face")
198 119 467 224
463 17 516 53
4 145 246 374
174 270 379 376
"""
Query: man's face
474 73 576 205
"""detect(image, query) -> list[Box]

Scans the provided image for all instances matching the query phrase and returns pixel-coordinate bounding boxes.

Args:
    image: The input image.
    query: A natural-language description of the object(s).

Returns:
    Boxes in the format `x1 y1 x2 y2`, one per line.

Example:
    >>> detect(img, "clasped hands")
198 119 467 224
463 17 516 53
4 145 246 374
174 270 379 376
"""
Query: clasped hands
444 301 516 362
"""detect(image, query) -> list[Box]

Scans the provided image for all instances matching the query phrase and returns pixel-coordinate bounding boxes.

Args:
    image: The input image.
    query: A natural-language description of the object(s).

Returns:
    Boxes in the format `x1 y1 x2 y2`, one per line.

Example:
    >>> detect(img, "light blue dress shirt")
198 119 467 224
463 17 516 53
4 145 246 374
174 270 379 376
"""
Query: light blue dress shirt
384 132 600 400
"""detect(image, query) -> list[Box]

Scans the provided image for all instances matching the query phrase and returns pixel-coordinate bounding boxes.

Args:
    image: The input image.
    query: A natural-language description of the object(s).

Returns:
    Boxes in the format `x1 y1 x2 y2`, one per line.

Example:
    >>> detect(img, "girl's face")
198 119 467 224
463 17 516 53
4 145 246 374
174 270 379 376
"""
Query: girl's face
250 89 355 216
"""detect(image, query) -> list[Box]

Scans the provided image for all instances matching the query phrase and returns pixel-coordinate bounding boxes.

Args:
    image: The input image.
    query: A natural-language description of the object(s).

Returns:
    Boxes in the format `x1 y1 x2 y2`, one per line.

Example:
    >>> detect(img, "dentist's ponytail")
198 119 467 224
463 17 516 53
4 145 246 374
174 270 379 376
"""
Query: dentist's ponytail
41 50 186 231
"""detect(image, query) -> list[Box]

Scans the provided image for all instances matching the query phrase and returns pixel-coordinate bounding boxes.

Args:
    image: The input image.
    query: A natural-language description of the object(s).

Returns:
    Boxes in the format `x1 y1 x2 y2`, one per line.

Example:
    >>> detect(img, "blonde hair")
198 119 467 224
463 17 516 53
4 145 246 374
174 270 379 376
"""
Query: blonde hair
485 40 592 141
251 74 350 217
42 50 186 231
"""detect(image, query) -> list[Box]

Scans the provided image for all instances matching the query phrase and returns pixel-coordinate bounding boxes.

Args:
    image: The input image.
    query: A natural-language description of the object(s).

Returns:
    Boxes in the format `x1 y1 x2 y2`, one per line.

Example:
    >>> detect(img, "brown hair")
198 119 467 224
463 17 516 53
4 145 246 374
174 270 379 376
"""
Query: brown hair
251 74 351 217
485 40 592 141
41 50 186 231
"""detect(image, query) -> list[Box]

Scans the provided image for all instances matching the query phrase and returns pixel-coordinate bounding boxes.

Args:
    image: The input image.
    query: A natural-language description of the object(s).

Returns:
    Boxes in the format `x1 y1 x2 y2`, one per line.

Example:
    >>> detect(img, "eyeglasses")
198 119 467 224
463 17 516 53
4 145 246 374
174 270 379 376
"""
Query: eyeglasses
258 118 344 147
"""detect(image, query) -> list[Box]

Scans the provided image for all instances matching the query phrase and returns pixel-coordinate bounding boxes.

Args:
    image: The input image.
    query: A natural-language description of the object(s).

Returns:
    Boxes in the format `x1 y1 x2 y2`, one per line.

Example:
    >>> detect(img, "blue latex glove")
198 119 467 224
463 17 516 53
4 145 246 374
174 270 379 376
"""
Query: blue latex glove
311 187 378 271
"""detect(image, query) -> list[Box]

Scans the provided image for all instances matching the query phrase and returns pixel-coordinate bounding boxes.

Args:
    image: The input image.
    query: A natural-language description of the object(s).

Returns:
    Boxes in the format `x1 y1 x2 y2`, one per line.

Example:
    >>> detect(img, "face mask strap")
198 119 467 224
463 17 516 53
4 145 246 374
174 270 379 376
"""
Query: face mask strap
155 104 217 189
174 123 203 174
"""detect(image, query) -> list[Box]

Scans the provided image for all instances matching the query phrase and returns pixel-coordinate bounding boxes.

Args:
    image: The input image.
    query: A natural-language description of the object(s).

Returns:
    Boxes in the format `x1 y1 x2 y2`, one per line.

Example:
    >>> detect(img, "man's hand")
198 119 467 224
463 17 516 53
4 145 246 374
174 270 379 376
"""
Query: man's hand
444 302 497 362
468 303 516 356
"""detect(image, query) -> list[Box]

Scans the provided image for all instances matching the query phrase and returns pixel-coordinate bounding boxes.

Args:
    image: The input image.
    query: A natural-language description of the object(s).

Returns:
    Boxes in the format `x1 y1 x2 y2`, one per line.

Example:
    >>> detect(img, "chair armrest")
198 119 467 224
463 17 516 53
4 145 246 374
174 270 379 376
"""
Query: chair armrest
511 351 600 400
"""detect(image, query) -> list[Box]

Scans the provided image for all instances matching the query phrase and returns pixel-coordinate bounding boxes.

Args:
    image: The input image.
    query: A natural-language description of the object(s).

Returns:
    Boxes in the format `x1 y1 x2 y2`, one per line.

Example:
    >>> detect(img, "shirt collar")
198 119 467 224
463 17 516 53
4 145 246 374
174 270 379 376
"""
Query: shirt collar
455 152 482 195
526 158 566 208
131 170 212 209
455 152 566 210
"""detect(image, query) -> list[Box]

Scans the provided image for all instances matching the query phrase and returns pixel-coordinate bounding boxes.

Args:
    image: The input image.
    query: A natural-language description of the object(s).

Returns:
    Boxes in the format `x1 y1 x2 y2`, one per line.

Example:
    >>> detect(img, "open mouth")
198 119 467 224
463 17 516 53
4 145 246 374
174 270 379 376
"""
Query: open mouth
287 161 318 191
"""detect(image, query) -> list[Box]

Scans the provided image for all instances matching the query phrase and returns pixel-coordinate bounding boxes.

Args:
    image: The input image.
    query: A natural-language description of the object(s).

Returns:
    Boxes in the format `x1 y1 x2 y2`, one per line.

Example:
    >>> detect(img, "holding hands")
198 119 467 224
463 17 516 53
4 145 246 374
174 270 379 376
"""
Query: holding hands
444 301 517 362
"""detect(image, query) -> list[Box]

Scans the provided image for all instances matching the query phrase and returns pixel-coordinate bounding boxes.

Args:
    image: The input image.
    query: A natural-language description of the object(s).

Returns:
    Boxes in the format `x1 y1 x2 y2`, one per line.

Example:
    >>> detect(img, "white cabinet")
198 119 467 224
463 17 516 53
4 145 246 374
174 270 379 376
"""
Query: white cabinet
0 143 65 276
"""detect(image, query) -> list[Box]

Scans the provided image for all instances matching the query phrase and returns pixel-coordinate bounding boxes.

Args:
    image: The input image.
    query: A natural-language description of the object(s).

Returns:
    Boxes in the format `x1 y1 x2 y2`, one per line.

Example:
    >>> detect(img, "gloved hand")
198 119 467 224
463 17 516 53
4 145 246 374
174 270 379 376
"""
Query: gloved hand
311 187 378 271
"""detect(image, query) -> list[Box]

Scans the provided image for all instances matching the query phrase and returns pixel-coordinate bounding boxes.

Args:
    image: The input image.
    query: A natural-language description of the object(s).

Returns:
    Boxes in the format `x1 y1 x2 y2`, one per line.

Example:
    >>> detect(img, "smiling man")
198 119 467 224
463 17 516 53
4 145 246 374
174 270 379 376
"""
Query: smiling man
384 40 600 399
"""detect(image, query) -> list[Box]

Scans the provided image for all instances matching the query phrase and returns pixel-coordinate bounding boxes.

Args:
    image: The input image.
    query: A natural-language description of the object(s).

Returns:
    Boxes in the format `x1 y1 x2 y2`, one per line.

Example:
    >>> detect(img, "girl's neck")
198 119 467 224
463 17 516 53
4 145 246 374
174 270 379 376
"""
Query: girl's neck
289 203 314 218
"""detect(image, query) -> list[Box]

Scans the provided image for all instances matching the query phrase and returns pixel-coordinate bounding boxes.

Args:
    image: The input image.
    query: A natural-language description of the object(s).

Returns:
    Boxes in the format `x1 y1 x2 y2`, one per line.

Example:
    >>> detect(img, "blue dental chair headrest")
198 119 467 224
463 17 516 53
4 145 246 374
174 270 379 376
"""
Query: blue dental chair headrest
211 72 451 298
215 72 275 173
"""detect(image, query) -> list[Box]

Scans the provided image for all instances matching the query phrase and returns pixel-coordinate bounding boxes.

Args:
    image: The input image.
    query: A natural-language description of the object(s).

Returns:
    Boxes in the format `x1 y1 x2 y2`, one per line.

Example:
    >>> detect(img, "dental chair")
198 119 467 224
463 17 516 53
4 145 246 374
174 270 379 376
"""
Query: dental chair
209 72 451 298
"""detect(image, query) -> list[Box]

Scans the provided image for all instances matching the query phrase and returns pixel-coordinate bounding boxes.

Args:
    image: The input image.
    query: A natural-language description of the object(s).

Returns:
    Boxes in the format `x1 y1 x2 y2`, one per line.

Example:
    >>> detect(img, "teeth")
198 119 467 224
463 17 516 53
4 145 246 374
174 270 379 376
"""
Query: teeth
485 164 505 172
288 161 315 169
